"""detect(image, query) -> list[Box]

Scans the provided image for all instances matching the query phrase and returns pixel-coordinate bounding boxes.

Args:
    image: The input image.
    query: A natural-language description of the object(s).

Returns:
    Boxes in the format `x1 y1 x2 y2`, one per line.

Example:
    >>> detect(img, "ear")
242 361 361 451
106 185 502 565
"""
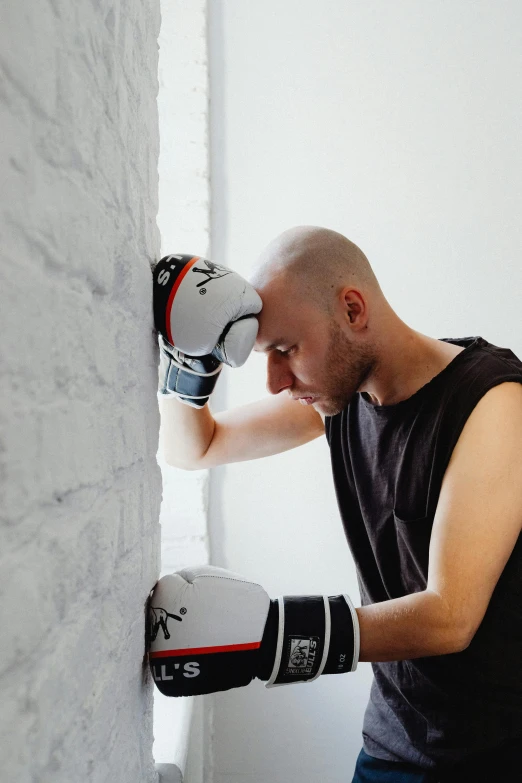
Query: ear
339 287 368 331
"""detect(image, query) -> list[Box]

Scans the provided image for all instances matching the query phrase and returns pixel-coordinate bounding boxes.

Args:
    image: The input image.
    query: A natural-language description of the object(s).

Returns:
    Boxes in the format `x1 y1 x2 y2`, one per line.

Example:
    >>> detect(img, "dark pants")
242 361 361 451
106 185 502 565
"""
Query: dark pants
352 750 437 783
352 741 521 783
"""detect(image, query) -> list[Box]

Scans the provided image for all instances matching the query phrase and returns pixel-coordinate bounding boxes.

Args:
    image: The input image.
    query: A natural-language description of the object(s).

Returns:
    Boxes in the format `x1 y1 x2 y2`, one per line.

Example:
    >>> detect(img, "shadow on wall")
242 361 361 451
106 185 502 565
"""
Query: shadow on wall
143 583 159 685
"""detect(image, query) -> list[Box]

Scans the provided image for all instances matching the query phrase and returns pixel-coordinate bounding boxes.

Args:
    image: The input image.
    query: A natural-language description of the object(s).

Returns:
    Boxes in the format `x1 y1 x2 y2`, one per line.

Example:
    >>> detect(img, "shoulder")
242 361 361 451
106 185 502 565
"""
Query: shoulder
465 380 522 425
451 381 522 461
436 338 522 433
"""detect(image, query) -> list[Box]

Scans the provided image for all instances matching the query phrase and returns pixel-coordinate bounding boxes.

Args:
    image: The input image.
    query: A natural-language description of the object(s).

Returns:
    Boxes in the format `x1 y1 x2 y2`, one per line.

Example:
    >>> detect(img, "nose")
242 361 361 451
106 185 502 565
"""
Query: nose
266 353 294 395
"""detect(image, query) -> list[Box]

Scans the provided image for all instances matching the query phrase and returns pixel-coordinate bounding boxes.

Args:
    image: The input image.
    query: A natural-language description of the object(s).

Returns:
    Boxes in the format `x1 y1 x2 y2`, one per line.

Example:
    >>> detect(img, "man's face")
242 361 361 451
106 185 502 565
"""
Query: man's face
253 276 374 417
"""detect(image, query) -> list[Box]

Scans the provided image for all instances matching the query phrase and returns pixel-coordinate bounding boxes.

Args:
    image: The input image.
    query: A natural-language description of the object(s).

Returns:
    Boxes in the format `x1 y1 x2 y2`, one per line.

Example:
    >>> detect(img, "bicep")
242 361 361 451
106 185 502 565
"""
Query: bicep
427 382 522 645
196 394 325 469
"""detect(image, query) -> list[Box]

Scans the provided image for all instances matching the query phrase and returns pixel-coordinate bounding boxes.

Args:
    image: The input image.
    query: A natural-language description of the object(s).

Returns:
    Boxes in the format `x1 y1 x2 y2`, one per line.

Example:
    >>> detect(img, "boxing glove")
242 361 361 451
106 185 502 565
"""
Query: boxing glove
153 254 263 408
147 565 360 697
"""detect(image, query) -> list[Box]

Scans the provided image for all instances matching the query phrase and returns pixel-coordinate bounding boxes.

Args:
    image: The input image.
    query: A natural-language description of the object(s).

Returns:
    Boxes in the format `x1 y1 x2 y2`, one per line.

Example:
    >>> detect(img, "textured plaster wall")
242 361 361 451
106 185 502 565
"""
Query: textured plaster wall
0 1 162 781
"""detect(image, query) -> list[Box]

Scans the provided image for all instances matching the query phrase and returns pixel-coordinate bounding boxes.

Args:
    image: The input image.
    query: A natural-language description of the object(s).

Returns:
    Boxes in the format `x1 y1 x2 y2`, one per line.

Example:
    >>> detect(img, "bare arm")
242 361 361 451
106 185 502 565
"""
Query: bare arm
356 382 522 661
160 393 325 470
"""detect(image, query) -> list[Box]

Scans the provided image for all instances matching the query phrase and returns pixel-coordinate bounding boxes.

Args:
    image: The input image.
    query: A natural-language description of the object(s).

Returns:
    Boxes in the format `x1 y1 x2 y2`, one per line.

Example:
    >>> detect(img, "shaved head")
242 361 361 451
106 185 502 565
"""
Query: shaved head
250 225 382 314
250 226 388 415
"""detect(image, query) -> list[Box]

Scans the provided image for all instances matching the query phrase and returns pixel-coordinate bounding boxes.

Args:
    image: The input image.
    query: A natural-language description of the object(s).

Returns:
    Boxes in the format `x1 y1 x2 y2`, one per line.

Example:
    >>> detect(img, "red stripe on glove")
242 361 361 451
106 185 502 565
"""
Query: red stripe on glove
149 640 261 658
165 256 200 345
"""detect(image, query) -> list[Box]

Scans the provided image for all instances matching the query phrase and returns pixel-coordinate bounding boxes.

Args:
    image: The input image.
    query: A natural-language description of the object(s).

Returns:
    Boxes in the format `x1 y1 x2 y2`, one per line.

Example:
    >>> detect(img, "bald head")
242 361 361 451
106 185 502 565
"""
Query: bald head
250 226 382 315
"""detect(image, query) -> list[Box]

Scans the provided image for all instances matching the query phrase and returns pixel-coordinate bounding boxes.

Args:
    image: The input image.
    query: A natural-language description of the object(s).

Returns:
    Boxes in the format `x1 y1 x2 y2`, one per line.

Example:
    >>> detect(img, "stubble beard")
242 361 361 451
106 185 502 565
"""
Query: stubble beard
315 320 375 417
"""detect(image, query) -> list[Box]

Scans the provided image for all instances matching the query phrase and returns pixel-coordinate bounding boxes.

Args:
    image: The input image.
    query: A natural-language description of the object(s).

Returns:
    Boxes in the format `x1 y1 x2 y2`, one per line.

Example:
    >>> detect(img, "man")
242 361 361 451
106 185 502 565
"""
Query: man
151 226 522 782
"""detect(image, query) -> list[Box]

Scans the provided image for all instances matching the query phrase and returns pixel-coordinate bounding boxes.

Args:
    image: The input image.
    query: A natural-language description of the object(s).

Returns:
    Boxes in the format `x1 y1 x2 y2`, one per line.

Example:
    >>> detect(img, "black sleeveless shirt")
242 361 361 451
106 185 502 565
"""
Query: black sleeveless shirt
324 337 522 770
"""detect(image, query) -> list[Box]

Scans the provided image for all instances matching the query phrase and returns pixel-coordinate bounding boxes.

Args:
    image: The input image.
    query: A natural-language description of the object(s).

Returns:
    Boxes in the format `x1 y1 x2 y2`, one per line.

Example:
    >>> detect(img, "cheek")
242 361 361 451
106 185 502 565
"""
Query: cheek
296 356 323 383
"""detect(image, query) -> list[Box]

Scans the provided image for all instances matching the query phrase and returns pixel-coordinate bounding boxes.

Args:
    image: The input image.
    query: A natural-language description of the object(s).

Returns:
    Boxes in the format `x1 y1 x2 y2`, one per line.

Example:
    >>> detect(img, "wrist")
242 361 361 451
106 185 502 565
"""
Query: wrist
157 336 222 406
257 594 359 687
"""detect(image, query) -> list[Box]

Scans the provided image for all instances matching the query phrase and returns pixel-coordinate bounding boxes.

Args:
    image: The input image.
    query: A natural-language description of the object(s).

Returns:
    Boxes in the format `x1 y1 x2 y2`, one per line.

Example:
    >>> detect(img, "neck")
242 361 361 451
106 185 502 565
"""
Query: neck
359 318 463 406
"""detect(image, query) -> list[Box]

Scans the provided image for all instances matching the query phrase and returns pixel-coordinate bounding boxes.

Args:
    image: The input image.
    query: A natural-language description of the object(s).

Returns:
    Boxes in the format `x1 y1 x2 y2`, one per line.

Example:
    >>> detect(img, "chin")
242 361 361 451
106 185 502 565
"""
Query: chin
314 399 339 417
316 394 352 417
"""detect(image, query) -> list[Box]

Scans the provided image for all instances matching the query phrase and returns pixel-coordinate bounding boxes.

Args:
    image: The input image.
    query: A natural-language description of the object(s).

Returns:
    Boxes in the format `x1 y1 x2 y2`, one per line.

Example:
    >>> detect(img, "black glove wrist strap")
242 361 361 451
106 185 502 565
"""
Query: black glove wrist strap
257 594 359 687
158 342 223 407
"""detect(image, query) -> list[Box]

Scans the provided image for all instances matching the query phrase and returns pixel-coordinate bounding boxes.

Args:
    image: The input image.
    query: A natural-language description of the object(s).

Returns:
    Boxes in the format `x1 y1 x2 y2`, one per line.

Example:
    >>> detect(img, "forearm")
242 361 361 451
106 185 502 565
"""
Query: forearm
158 395 215 469
356 589 468 662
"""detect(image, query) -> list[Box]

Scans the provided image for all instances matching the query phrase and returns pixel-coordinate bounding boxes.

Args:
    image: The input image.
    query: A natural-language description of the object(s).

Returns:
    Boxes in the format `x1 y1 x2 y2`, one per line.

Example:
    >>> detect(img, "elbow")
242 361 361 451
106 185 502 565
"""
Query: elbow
427 592 476 655
430 630 469 656
449 632 472 655
160 435 215 469
449 609 482 653
159 434 210 472
442 622 475 655
162 449 202 471
454 622 477 653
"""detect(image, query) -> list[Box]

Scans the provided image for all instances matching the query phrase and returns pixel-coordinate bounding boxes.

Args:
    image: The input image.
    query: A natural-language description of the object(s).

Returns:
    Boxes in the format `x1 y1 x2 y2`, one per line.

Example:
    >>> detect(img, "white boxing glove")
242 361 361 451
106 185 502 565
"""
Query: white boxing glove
147 565 360 698
153 254 263 407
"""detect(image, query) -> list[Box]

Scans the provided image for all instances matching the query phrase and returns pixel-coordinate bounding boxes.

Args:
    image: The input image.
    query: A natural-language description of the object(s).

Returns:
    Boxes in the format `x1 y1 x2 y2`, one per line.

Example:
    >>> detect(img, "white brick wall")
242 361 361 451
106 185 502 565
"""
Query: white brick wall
0 2 162 781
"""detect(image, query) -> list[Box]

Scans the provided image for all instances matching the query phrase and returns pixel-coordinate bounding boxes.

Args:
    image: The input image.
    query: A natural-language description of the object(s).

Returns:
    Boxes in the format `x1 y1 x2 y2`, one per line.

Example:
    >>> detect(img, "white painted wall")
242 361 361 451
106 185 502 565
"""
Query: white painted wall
208 2 522 782
0 1 162 781
157 0 211 593
155 2 212 779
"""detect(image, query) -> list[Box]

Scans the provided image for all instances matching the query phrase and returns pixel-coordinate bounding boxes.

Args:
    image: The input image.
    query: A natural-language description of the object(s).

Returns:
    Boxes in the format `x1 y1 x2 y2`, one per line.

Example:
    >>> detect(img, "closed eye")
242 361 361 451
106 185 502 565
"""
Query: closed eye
278 346 296 357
